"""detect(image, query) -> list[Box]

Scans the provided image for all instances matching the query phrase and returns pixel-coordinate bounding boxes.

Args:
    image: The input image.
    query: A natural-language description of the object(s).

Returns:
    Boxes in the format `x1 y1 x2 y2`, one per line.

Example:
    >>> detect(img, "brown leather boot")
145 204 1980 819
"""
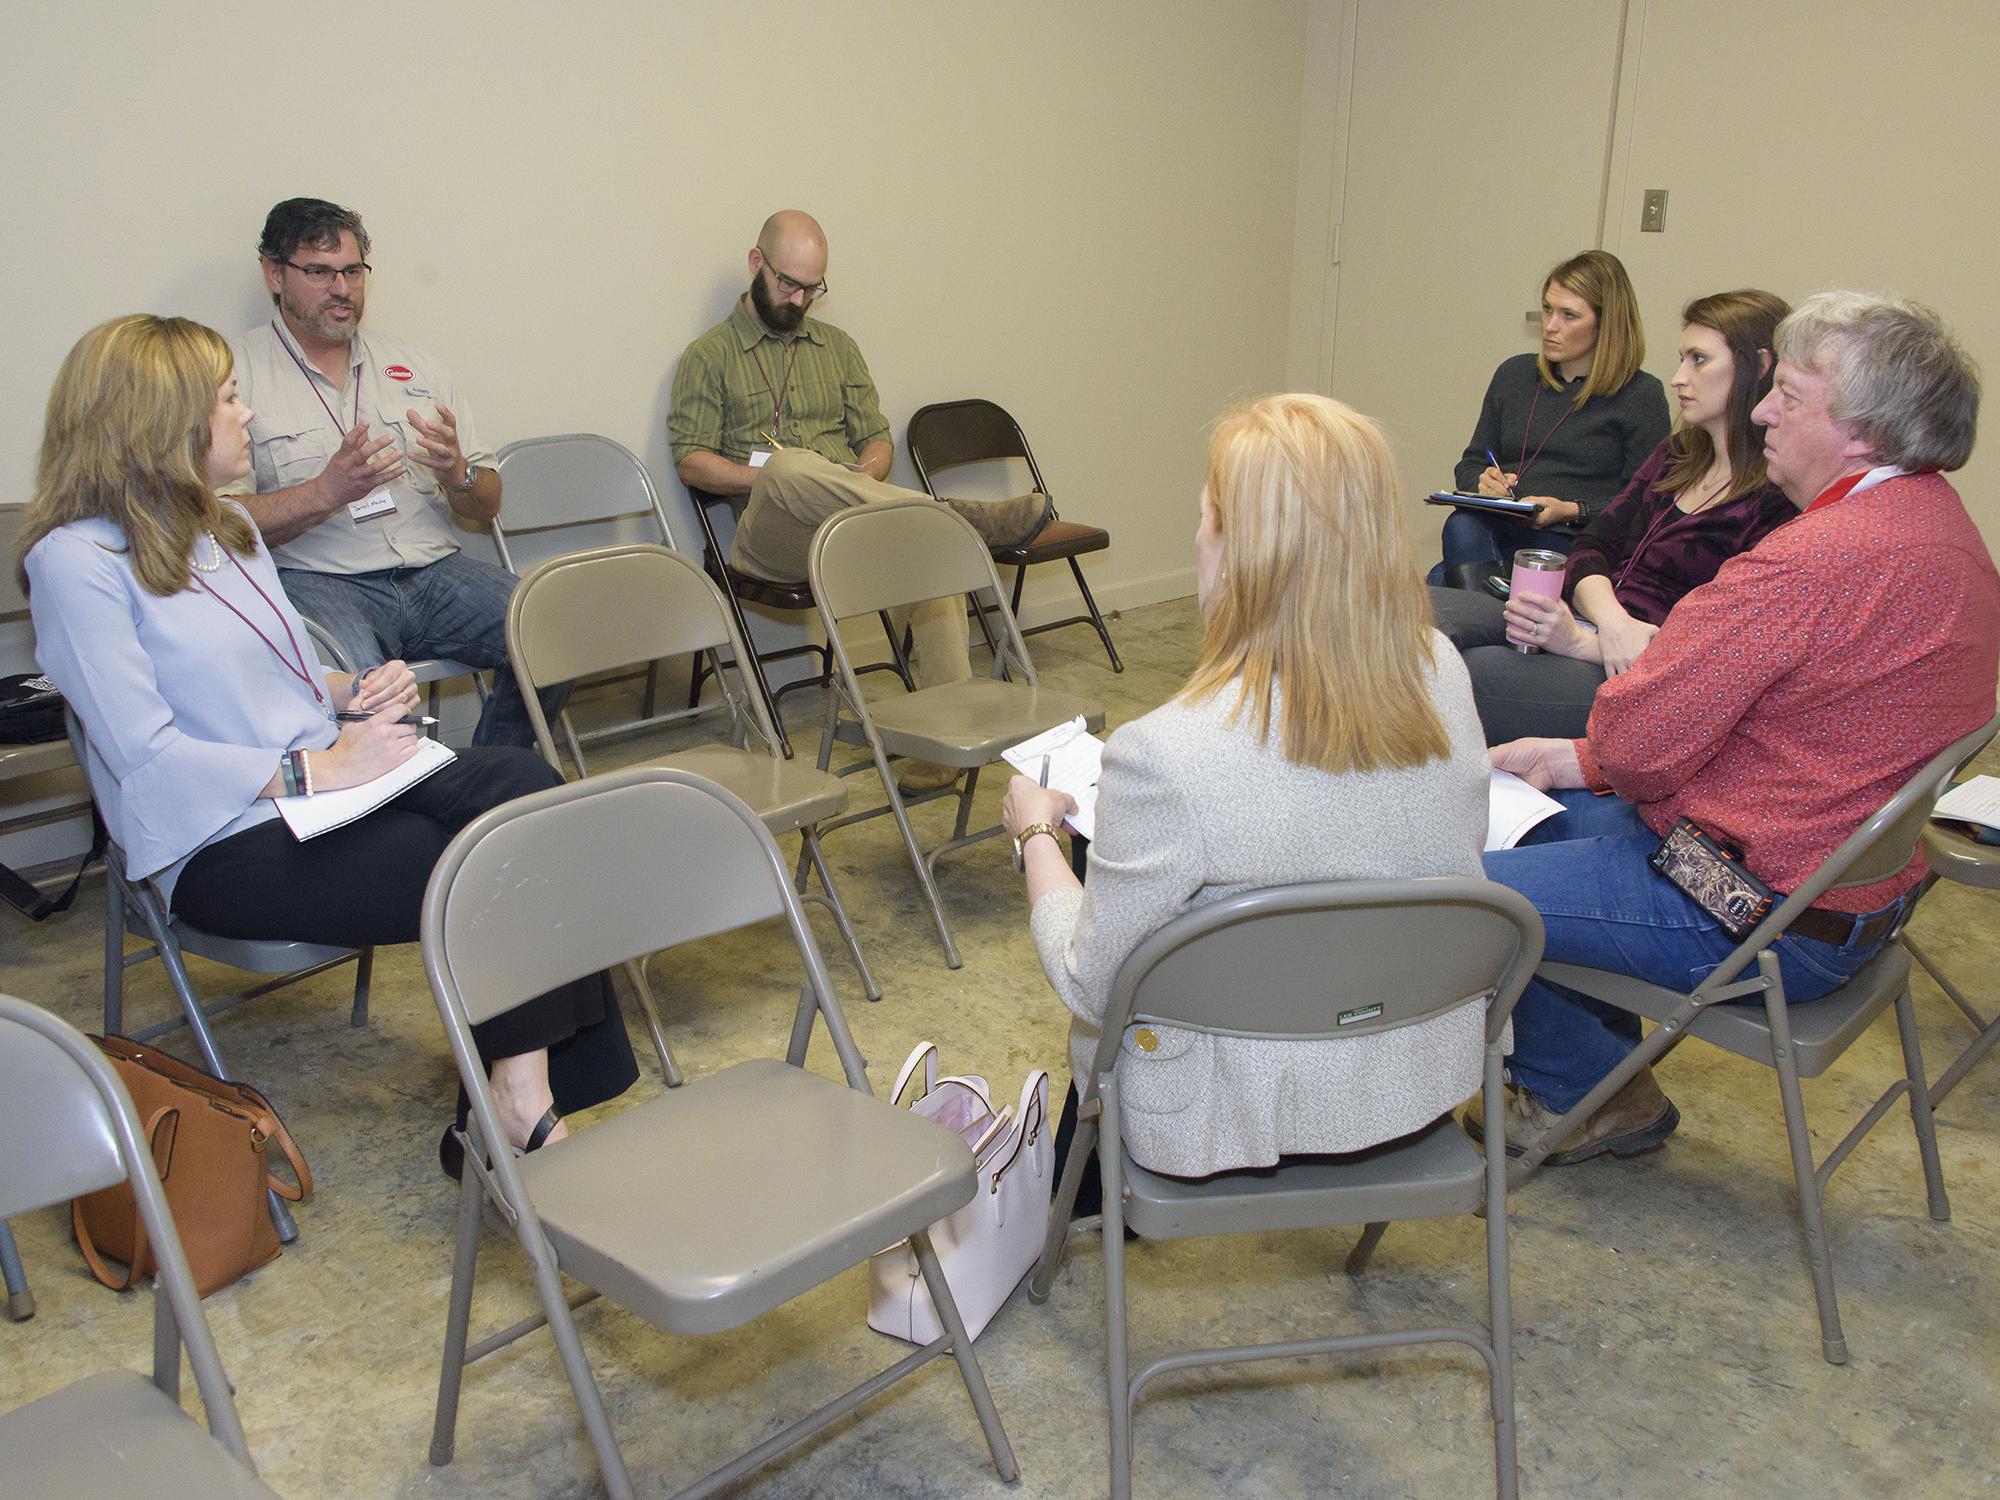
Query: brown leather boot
941 491 1050 548
1463 1067 1679 1165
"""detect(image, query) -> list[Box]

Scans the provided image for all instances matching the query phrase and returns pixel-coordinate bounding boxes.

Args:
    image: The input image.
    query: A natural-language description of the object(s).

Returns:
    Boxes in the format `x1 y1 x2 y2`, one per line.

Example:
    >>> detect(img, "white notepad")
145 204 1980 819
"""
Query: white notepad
1001 717 1105 841
1486 768 1565 851
1932 774 2000 832
275 736 457 841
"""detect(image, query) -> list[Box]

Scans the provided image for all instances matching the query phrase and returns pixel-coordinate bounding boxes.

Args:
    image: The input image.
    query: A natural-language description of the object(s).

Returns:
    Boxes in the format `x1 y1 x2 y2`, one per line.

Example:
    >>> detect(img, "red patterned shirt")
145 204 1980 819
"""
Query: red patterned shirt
1576 471 2000 912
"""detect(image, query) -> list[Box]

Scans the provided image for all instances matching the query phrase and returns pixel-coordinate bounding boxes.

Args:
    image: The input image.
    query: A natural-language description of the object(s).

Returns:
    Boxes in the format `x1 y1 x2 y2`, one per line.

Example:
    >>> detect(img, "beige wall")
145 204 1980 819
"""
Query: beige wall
1299 0 2000 557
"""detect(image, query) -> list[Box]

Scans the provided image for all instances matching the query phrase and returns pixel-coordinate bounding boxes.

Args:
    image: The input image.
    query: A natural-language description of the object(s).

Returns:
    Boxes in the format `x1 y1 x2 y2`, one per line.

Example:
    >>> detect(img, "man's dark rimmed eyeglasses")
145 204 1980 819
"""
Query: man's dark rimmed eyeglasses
283 260 372 286
765 263 828 302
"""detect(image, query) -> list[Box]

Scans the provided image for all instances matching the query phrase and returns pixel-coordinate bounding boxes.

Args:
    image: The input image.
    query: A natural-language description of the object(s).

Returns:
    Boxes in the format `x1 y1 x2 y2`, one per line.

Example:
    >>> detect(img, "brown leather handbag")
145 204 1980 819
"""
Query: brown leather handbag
72 1034 312 1298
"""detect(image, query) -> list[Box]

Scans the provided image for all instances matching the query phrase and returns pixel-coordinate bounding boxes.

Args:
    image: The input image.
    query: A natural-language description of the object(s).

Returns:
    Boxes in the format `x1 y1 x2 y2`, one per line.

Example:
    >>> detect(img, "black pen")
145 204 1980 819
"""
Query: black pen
336 710 440 727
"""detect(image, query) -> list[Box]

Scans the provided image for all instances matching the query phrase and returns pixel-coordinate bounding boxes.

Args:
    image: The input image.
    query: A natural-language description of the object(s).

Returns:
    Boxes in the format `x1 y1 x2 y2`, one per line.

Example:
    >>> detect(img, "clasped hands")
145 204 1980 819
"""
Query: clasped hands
318 662 423 790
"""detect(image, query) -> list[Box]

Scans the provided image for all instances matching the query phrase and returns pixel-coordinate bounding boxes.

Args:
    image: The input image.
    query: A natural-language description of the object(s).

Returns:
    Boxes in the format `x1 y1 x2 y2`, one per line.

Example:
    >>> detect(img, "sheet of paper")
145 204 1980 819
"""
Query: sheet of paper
1001 716 1105 841
276 736 457 841
1486 768 1565 851
1932 774 2000 830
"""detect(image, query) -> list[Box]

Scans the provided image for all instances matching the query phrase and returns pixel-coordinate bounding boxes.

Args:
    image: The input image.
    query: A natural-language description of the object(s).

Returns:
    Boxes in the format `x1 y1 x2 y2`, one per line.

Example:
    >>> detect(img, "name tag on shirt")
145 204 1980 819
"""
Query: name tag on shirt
748 449 773 469
348 487 398 524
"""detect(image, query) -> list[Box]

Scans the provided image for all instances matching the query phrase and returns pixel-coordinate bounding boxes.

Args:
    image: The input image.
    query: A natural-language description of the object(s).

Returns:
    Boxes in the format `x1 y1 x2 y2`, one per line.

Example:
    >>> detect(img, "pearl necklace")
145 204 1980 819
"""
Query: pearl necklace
190 532 224 573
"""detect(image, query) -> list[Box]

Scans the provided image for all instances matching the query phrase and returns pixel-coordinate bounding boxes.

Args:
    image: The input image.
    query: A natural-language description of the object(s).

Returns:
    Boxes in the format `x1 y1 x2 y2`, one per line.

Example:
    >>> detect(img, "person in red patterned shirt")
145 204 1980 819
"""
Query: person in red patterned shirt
1475 290 1998 1163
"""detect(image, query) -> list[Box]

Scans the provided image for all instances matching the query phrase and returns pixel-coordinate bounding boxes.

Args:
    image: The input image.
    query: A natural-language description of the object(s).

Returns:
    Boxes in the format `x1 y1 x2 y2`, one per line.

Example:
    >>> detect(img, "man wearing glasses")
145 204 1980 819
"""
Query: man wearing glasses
225 197 559 748
669 211 1045 787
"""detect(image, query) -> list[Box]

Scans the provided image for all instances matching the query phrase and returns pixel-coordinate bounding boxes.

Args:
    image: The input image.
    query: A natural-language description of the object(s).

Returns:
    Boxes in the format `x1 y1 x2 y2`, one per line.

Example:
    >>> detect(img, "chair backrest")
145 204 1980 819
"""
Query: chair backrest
808 497 1005 621
0 994 255 1462
493 434 676 578
907 399 1036 478
1084 878 1545 1085
300 615 355 674
506 544 779 766
422 766 863 1070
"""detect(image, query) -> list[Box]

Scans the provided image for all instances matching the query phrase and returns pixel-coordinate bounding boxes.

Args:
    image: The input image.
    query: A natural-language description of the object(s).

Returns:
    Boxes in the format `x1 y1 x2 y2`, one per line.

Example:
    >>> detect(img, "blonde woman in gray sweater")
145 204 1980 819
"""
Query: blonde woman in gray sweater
1003 393 1490 1202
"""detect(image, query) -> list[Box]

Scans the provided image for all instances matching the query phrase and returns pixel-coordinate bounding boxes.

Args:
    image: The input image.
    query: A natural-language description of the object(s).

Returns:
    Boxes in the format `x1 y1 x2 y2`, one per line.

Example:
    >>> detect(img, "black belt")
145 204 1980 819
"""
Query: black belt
1789 901 1905 948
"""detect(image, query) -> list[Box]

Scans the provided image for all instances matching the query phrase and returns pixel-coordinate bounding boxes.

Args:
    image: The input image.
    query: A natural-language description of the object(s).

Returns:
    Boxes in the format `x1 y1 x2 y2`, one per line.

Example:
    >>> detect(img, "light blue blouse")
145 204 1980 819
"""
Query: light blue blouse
27 507 340 905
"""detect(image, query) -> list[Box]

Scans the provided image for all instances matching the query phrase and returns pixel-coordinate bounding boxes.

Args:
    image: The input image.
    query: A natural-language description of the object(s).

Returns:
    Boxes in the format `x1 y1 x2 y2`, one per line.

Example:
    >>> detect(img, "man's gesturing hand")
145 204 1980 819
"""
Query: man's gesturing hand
318 422 405 509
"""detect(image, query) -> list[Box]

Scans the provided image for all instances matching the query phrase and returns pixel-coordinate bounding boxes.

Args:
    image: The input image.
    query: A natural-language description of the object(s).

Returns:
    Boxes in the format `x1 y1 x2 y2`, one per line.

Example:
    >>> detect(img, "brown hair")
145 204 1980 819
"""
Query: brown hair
18 315 256 597
1658 289 1789 504
1537 249 1646 407
1181 394 1449 774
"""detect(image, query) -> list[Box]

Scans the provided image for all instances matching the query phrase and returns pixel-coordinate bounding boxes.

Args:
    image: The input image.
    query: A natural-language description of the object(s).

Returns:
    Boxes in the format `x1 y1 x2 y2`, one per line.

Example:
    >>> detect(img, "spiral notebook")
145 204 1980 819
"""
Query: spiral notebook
275 737 457 840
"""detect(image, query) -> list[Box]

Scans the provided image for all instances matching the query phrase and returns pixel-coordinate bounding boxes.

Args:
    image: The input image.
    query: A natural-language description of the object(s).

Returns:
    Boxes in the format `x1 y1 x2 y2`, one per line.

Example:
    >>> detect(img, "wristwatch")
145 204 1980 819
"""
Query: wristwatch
449 464 479 495
1012 821 1062 871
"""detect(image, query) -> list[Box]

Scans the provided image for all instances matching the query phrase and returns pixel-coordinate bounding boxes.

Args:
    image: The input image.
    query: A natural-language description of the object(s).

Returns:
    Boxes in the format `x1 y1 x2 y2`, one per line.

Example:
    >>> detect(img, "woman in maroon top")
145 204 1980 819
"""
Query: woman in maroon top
1432 290 1794 743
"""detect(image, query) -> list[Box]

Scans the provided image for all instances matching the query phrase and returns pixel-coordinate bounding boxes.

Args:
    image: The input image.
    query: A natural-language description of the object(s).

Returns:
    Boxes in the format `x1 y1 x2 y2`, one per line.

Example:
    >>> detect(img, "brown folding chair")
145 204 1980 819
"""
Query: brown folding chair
908 398 1122 671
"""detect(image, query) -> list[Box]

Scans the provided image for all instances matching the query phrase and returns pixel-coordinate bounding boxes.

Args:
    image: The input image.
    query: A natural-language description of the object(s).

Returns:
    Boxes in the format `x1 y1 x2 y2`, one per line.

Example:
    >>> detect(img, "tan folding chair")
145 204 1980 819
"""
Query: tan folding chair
1508 712 2000 1364
421 767 1018 1500
1029 879 1542 1500
507 543 880 1027
1903 820 2000 1109
0 994 282 1496
808 498 1101 968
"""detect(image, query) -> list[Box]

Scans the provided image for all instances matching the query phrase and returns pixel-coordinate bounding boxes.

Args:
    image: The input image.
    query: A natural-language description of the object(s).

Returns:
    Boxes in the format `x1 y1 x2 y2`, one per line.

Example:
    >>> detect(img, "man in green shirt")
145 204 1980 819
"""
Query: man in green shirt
668 211 1045 721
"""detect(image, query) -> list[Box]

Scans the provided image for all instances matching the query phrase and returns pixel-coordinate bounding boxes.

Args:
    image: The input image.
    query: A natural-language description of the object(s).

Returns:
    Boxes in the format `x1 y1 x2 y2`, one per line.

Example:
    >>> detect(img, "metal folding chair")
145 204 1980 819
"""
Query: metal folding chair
0 993 282 1495
421 766 1018 1500
908 398 1123 671
809 498 1101 967
1029 878 1541 1500
67 709 361 1244
1903 820 2000 1110
1507 712 2000 1364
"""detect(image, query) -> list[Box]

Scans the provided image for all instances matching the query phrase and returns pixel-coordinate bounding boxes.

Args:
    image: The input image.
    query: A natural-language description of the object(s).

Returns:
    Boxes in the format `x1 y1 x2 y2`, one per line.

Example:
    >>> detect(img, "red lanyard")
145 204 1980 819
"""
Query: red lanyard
273 321 361 437
747 338 800 439
1806 470 1872 514
193 547 327 713
1515 381 1578 485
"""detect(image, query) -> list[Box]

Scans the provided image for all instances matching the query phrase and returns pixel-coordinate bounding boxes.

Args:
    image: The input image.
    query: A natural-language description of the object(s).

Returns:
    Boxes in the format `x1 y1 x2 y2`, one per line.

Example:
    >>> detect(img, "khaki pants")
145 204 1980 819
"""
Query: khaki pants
730 449 971 689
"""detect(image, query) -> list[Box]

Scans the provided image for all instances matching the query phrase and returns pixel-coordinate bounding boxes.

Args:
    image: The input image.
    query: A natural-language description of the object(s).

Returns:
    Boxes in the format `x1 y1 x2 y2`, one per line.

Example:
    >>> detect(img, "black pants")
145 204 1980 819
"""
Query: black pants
172 746 638 1117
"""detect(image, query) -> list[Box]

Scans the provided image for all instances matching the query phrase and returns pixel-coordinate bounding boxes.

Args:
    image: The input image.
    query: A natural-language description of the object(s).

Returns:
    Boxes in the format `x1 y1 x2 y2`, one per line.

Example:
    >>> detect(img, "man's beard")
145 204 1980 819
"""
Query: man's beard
280 284 361 344
749 273 805 333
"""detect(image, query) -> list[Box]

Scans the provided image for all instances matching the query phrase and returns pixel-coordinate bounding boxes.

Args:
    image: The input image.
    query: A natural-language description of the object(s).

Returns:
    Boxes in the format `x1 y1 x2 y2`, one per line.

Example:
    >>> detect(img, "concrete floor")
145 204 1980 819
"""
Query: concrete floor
3 593 1998 1499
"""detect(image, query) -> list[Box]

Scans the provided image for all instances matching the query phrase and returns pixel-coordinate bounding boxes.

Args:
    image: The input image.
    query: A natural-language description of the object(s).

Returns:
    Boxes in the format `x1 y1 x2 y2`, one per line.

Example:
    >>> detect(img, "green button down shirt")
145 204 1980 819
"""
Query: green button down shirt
667 298 890 468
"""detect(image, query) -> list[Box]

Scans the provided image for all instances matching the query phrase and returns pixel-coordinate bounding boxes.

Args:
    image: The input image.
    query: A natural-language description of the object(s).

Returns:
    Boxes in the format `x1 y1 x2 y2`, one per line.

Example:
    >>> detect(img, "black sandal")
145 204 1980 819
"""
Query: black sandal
439 1108 563 1182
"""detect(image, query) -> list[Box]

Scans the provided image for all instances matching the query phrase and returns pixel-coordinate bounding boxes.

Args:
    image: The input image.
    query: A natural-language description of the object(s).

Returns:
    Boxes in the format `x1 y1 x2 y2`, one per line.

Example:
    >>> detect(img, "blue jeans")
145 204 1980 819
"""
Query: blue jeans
278 552 567 750
1482 790 1894 1110
1426 508 1576 585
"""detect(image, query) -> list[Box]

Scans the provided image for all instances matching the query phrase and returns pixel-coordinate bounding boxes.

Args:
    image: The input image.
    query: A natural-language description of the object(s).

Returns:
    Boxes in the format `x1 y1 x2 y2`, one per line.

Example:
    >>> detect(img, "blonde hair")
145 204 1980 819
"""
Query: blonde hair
19 315 256 597
1537 250 1647 408
1181 394 1449 774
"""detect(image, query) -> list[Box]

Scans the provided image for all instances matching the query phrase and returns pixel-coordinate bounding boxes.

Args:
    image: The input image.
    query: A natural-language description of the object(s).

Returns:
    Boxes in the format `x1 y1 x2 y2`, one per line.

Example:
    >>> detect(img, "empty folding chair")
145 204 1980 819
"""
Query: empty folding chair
422 766 1018 1500
809 498 1101 967
1903 820 2000 1108
1028 879 1541 1500
0 993 282 1496
1507 712 2000 1363
908 398 1122 671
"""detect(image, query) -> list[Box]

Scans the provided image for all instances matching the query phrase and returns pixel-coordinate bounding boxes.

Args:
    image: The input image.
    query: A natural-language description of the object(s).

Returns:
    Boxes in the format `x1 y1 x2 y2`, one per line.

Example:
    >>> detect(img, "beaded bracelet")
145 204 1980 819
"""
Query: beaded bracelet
299 749 315 798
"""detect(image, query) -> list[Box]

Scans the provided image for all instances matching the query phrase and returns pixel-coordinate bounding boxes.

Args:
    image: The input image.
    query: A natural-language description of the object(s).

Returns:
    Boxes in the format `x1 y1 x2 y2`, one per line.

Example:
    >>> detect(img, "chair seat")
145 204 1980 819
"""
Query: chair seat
848 680 1101 764
718 561 816 611
1923 823 2000 890
993 518 1110 566
645 744 846 835
5 1371 282 1498
174 924 358 975
1541 944 1913 1077
521 1057 975 1335
0 739 75 780
1121 1113 1486 1239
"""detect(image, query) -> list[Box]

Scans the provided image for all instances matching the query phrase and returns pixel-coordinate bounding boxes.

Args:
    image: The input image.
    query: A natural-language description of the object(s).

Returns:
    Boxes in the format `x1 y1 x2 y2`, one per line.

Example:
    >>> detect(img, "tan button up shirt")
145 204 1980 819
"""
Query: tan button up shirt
667 298 890 467
228 319 495 575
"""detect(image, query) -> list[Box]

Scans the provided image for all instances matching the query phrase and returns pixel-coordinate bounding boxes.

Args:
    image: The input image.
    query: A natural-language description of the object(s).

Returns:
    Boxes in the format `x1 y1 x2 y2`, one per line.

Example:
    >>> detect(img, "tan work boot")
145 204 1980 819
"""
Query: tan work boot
1463 1067 1679 1166
896 759 963 795
942 491 1050 548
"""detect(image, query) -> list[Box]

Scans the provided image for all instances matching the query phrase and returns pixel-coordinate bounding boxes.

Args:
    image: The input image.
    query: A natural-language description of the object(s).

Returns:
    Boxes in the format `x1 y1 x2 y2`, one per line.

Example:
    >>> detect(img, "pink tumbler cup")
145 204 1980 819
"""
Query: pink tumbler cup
1507 549 1566 653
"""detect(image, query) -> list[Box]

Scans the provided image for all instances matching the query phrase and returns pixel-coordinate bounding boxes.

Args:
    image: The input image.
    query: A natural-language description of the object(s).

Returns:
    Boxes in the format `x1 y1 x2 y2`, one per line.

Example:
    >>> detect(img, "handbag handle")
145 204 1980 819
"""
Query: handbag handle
968 1105 1015 1165
253 1101 314 1202
889 1041 940 1107
72 1104 179 1291
986 1071 1051 1190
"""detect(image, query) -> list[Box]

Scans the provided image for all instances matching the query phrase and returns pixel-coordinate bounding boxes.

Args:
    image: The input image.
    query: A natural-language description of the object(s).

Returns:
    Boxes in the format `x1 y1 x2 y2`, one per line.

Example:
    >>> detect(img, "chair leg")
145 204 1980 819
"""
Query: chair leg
523 1224 637 1500
103 874 128 1035
0 1219 33 1321
1765 991 1848 1364
1484 1050 1519 1500
878 611 915 691
429 1160 484 1466
1892 986 1951 1222
1031 1111 1099 1301
1906 935 2000 1108
1343 1222 1388 1275
871 745 963 969
910 1229 1020 1481
621 958 684 1088
350 946 374 1028
1100 1082 1134 1500
800 831 881 1001
1067 556 1124 672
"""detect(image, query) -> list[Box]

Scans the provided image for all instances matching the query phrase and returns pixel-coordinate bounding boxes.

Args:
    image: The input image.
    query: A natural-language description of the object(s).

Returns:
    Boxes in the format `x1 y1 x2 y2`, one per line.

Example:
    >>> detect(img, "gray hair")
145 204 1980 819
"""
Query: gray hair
1773 291 1980 471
